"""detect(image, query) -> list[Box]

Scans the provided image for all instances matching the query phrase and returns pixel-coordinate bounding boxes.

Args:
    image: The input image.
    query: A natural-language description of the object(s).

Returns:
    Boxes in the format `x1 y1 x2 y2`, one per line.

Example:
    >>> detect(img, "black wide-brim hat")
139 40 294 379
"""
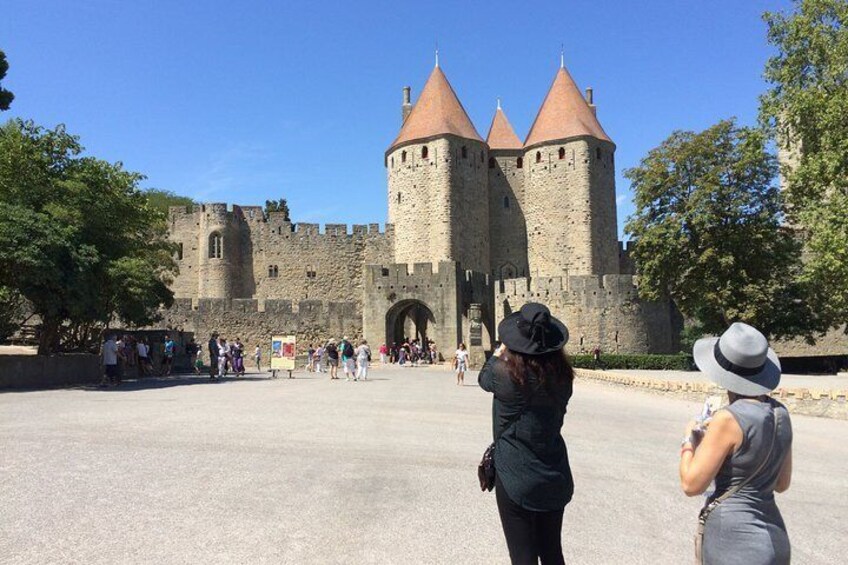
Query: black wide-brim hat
498 303 569 355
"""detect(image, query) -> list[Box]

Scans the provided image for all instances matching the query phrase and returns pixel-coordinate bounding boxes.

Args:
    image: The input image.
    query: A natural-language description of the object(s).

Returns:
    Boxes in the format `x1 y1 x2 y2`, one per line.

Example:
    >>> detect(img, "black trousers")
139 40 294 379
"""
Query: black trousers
496 478 565 565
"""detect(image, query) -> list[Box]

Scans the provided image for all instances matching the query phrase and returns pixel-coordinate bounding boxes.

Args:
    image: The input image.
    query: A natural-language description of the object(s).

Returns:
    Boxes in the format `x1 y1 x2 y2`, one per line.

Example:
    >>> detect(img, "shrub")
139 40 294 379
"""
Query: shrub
570 353 694 371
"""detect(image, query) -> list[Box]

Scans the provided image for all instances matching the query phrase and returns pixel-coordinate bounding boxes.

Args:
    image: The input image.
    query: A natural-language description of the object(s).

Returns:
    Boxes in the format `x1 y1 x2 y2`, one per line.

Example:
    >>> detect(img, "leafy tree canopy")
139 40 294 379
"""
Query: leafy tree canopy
0 119 177 353
144 188 195 216
760 0 848 330
264 198 290 221
624 119 814 339
0 50 14 111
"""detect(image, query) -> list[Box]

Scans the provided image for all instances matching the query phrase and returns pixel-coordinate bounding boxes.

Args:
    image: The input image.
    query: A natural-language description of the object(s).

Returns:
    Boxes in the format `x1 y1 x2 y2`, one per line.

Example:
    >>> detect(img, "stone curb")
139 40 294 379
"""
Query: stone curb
574 368 848 420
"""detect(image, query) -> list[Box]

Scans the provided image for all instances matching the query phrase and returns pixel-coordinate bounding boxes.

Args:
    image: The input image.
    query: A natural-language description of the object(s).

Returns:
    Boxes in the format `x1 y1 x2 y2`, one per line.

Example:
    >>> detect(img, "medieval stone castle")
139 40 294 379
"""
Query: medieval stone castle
161 60 681 360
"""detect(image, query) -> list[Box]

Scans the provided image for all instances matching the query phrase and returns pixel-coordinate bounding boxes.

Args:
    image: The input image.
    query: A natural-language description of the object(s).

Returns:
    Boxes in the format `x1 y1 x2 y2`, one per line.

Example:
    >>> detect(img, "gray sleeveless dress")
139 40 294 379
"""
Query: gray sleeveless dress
703 398 792 565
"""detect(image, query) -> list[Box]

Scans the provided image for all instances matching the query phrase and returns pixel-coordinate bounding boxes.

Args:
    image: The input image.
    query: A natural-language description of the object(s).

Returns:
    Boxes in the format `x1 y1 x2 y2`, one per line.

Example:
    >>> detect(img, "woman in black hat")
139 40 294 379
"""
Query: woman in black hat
479 303 574 565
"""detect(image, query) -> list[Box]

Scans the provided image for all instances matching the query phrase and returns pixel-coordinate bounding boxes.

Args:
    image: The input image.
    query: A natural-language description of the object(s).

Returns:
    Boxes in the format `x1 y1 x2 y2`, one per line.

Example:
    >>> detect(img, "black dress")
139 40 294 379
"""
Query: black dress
478 355 574 512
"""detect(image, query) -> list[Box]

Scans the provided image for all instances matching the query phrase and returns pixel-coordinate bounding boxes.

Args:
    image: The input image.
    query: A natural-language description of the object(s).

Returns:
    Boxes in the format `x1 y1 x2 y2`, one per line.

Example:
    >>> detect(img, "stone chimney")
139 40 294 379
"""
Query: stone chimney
585 87 596 116
402 86 413 124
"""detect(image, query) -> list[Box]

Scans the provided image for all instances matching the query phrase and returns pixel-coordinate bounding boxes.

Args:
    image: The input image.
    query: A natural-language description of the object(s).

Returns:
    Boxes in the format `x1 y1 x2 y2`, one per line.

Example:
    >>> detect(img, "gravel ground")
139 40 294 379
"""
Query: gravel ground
1 366 844 564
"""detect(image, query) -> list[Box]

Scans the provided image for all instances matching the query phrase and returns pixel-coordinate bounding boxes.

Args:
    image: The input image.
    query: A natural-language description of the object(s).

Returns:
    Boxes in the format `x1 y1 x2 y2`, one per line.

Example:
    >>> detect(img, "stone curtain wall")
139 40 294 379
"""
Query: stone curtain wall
156 298 362 356
387 136 490 273
495 274 680 354
168 205 394 307
524 137 619 278
488 150 529 279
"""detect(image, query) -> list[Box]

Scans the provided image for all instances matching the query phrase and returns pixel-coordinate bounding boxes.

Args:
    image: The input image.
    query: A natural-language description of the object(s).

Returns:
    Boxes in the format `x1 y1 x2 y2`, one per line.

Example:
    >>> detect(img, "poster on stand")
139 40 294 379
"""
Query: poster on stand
271 335 296 371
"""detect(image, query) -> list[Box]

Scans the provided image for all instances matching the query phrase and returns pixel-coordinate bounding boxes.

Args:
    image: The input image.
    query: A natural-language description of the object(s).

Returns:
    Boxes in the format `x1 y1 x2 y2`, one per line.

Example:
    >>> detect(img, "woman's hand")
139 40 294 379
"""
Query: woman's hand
493 344 506 358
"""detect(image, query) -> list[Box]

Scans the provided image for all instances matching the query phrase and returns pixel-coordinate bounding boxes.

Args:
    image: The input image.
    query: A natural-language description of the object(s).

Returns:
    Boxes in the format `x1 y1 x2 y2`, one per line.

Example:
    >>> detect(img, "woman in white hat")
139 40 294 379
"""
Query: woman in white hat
679 322 793 565
479 303 574 565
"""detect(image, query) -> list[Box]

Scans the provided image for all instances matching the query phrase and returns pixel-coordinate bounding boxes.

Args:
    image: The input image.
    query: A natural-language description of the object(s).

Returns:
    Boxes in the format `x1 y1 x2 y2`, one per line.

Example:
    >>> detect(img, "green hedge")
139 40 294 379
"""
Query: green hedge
570 353 694 371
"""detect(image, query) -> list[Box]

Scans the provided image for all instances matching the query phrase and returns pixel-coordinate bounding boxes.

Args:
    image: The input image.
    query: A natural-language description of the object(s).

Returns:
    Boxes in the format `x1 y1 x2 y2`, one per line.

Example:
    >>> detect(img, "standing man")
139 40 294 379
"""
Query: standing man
592 346 603 370
208 332 220 380
185 339 198 372
161 334 176 376
355 340 371 381
101 334 120 387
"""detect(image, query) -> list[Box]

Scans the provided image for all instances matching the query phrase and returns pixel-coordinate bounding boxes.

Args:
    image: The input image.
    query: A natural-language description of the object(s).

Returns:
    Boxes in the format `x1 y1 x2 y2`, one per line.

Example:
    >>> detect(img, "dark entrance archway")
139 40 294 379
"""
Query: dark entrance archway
385 299 436 346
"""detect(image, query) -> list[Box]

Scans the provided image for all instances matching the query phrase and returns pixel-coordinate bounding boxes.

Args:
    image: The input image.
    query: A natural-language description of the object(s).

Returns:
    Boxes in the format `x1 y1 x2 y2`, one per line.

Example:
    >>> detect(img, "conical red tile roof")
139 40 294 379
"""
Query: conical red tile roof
524 67 612 148
486 107 523 150
389 66 483 151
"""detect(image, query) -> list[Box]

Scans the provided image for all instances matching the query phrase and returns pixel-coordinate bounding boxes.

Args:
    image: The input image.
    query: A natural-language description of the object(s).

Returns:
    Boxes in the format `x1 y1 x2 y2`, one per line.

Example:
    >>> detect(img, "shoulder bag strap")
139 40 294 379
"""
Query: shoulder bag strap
700 407 781 521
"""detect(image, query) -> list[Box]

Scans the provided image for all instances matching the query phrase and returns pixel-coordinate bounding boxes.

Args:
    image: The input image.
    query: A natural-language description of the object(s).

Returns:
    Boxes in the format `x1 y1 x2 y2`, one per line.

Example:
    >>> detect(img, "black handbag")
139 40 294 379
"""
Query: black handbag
478 386 538 492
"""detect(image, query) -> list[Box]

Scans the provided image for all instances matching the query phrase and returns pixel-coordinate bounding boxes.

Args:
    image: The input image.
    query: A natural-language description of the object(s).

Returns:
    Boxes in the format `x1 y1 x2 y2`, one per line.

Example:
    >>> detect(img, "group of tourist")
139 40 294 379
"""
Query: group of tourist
479 303 793 564
206 333 251 380
100 333 176 385
382 339 439 366
307 337 371 381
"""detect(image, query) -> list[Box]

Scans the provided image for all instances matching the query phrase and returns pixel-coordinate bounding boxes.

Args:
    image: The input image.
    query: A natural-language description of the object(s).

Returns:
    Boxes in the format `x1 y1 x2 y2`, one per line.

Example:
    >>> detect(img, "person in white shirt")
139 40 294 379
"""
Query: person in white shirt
454 343 469 385
217 338 230 379
136 339 150 376
355 340 371 381
102 335 119 386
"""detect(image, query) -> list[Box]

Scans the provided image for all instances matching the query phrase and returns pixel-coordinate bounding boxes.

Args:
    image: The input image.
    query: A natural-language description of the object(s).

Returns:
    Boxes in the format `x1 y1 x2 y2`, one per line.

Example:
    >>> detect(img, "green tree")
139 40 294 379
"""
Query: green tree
0 119 177 354
760 0 848 331
264 198 290 220
624 119 812 339
0 286 29 341
144 188 195 216
0 50 14 111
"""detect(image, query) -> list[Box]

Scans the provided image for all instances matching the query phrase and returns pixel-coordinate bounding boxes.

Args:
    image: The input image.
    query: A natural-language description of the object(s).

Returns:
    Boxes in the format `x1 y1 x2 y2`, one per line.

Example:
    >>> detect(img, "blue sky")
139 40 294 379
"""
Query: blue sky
2 0 792 237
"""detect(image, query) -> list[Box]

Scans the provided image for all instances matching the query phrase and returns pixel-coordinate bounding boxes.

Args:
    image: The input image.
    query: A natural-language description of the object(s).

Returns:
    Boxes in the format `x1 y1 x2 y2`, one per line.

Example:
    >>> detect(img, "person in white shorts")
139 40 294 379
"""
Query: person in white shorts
355 340 371 381
454 343 469 385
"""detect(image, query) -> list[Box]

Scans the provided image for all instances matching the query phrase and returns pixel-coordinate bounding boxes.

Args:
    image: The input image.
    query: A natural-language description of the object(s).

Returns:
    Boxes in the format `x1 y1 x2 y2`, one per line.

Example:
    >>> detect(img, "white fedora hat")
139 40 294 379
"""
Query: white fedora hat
693 322 781 396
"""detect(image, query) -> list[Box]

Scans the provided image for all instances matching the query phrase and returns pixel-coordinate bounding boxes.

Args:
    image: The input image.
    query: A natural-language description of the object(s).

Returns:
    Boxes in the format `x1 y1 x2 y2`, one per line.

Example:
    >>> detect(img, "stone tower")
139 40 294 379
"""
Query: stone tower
486 100 528 279
523 65 619 278
196 203 241 298
385 63 490 274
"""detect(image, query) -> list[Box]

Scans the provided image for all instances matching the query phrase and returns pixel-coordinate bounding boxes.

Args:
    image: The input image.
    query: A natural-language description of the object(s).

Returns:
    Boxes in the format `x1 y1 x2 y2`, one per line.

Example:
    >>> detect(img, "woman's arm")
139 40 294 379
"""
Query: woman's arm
774 445 792 493
478 355 499 392
679 410 743 497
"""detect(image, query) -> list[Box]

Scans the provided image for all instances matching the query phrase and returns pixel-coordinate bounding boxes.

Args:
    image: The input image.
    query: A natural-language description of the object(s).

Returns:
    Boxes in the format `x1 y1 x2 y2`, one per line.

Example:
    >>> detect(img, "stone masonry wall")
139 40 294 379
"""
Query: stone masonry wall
387 135 489 273
524 137 618 278
495 275 680 354
156 298 362 357
488 150 528 278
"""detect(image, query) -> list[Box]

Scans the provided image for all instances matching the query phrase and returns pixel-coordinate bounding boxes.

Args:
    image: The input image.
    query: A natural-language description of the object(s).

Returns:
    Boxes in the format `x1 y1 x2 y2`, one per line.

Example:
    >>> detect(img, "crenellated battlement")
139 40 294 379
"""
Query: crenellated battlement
497 274 642 301
366 261 460 287
171 297 357 317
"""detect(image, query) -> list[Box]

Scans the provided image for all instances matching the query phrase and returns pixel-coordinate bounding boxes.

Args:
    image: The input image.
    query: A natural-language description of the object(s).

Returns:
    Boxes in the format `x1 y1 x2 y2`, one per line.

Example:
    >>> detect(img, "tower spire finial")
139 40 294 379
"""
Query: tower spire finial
497 96 501 110
560 44 564 68
435 42 439 67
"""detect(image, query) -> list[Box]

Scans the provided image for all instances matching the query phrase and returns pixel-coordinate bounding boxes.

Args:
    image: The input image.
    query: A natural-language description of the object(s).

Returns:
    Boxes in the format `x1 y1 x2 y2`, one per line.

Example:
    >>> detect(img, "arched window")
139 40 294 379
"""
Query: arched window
503 196 510 209
421 146 428 159
461 146 467 159
516 157 523 169
176 243 183 261
401 150 407 163
268 265 279 278
488 157 495 169
558 147 565 160
596 147 602 160
535 151 541 163
209 232 222 259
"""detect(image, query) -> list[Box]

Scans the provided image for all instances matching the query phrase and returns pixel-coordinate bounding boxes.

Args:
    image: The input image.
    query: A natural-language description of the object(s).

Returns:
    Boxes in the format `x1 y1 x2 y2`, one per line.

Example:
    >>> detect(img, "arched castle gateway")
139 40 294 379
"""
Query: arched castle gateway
160 60 681 361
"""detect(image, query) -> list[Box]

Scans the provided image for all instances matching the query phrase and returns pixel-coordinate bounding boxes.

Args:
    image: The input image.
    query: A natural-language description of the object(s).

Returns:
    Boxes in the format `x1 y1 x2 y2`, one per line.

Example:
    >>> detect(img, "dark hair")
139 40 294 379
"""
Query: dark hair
501 348 574 390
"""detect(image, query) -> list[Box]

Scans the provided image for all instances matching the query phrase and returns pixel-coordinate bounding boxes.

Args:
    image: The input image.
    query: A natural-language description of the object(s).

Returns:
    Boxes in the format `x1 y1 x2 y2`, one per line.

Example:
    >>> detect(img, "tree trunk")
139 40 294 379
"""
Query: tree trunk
37 319 61 355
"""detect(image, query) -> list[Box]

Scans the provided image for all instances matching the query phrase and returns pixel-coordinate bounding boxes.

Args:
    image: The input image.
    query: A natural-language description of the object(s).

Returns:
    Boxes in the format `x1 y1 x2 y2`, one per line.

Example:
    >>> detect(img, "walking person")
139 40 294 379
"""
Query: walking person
680 322 793 565
325 339 339 379
232 338 245 376
254 344 262 373
355 340 371 381
454 343 469 385
137 338 151 376
161 334 175 376
307 343 315 372
478 303 574 565
340 336 356 381
193 343 204 375
208 333 219 380
379 343 388 365
314 343 324 373
101 333 120 387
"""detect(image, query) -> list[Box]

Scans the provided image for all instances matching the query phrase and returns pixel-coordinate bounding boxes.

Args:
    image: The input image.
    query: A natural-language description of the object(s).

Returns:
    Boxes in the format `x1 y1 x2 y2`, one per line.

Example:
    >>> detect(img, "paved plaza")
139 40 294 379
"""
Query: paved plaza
1 366 844 564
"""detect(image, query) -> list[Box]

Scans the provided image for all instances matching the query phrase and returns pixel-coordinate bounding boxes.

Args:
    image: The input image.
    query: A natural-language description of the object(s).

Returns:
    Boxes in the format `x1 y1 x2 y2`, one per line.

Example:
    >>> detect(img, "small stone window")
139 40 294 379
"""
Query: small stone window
397 192 402 204
401 150 407 163
535 151 541 163
390 157 394 167
596 147 602 160
558 147 565 160
516 157 523 169
176 243 183 260
209 232 223 259
381 267 390 276
503 196 510 209
461 146 467 159
488 157 495 169
268 265 279 278
422 146 429 159
306 270 317 279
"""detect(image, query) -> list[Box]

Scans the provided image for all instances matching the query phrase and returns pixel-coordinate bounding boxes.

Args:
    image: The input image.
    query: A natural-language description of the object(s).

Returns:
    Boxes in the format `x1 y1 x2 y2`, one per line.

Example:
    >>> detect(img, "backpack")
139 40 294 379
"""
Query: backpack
343 342 355 358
